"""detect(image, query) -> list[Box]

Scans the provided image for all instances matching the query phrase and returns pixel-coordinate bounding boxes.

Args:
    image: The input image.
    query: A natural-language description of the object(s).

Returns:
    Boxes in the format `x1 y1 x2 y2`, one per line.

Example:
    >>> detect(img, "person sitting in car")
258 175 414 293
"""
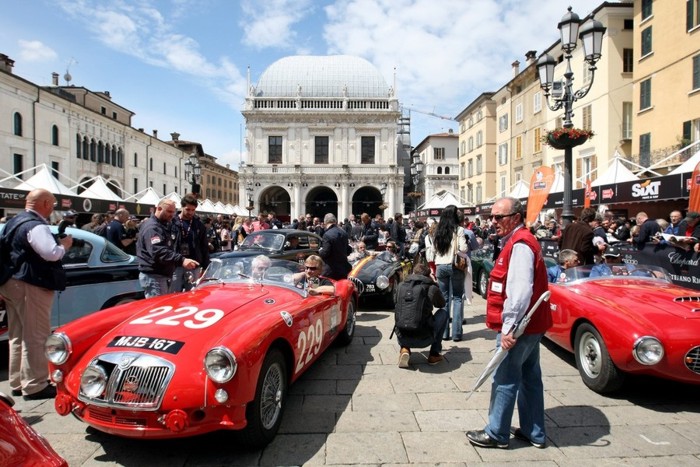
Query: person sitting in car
589 247 635 277
292 255 334 295
250 255 271 280
377 241 400 263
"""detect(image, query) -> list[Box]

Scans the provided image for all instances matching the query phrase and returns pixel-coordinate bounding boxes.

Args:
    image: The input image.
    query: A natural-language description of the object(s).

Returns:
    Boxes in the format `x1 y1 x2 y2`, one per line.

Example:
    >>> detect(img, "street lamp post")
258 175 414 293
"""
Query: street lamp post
246 181 254 220
536 7 605 227
184 153 201 196
379 182 388 212
411 153 424 209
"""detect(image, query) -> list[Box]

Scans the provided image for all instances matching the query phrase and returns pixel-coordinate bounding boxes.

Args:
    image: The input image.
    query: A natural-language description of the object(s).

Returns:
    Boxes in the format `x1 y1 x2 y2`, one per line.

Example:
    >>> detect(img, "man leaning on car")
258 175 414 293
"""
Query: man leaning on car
136 199 198 298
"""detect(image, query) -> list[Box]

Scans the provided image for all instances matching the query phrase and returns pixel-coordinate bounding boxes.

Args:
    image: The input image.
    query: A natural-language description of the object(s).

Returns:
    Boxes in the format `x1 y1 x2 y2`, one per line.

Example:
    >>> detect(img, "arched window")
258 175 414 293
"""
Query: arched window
445 167 450 175
437 167 443 175
83 137 89 160
117 148 123 168
76 134 81 158
90 139 97 162
111 146 117 166
52 125 59 145
97 142 104 163
13 112 22 136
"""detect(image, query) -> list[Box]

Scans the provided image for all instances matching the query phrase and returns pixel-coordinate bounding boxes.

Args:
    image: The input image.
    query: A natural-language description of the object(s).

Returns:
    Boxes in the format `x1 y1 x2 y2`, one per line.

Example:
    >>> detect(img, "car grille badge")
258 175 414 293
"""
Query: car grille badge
280 311 293 327
118 354 139 369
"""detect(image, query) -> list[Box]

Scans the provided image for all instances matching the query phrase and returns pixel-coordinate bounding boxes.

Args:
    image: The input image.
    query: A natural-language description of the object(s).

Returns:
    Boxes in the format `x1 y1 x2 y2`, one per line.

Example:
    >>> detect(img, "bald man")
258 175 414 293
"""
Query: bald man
0 188 72 400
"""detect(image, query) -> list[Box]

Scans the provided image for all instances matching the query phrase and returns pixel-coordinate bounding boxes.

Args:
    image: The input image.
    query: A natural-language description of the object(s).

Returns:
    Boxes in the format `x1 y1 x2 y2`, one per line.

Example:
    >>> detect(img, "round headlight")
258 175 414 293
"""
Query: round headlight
45 333 72 365
80 365 108 398
376 275 390 290
633 336 664 365
204 347 237 383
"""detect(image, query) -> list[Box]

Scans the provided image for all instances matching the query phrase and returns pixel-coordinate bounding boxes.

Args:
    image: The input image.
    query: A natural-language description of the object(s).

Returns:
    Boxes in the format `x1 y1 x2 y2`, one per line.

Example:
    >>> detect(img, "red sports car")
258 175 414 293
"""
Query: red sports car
546 264 700 393
0 392 67 466
45 258 357 447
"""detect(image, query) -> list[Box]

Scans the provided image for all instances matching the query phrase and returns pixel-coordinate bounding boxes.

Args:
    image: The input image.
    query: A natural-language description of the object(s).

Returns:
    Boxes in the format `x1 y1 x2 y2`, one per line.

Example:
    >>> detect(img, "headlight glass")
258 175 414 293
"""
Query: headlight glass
45 333 72 365
80 366 108 398
633 336 664 365
376 275 390 290
205 347 237 383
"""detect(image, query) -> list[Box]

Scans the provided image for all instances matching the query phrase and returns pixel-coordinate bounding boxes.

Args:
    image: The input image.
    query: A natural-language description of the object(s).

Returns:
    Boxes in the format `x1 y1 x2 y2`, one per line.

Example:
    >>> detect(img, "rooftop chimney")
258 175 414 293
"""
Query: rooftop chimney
512 60 520 77
0 54 15 74
170 132 180 141
525 50 537 66
52 72 59 86
153 130 158 138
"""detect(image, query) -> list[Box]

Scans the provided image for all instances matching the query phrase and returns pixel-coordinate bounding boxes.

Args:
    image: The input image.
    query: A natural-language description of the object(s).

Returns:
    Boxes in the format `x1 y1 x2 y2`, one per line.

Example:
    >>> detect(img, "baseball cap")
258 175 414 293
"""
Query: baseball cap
603 246 621 257
63 209 78 218
685 211 700 222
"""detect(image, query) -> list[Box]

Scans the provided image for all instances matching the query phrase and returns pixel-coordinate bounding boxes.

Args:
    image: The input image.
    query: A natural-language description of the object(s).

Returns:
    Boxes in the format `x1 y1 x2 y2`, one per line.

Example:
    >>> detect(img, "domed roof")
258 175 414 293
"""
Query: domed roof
255 55 390 99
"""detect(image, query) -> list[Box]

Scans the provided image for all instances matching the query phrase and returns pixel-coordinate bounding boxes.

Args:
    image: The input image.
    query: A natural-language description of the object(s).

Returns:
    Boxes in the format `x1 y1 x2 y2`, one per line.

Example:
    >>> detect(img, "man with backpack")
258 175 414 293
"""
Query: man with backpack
394 262 448 368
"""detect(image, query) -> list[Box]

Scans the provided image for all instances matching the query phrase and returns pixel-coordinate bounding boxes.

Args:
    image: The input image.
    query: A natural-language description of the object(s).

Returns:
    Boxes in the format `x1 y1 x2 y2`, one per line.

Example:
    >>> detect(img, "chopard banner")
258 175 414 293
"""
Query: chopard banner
538 239 700 291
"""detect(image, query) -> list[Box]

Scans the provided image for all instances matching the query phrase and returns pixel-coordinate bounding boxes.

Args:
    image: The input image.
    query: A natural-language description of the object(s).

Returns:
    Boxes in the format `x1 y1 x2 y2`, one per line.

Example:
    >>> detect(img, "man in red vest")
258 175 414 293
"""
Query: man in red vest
466 197 551 450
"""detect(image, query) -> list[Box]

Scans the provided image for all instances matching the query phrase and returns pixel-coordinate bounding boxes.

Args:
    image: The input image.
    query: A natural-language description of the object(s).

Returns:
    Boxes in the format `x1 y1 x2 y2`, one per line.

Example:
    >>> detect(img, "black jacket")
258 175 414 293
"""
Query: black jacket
136 215 185 277
172 214 210 270
319 224 352 280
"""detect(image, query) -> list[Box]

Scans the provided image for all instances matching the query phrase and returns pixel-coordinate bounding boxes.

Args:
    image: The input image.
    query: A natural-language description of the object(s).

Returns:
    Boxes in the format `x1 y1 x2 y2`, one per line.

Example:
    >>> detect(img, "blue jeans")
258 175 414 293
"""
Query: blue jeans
139 272 171 299
397 308 448 355
485 332 546 445
436 264 465 339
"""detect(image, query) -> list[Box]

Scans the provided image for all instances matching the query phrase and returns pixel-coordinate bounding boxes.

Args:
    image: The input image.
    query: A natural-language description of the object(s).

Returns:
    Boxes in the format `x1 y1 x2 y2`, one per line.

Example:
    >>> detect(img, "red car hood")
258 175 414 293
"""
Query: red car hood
565 280 700 320
93 284 291 353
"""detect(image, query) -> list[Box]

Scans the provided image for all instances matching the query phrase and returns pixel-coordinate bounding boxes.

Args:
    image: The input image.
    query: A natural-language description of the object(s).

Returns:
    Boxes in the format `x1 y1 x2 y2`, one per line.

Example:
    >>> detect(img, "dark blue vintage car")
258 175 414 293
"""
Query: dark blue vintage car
348 251 412 307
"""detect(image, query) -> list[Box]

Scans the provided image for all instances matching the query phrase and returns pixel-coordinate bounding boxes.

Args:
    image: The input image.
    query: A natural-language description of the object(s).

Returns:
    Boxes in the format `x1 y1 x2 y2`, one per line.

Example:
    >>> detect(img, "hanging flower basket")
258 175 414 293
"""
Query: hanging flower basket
542 128 594 150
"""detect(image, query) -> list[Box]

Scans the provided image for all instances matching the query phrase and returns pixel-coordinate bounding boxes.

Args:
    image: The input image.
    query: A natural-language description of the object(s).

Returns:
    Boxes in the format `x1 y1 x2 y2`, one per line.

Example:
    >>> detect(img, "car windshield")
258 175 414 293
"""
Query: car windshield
198 257 306 292
240 232 285 251
557 264 672 284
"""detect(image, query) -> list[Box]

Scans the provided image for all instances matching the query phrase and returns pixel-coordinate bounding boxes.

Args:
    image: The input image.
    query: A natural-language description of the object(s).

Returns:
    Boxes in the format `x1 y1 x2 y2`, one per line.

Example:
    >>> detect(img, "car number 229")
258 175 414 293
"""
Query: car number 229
295 318 324 373
129 306 225 329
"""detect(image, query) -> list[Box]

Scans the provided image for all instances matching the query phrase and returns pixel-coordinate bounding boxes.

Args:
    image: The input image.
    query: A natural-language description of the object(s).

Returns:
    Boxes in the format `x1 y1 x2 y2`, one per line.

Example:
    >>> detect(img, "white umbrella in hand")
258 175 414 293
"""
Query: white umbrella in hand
465 290 551 401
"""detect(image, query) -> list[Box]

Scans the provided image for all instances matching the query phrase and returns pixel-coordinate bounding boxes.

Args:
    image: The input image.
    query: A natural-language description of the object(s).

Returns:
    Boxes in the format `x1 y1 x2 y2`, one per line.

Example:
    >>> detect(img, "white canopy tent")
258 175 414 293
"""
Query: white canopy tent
198 198 217 214
508 180 530 199
75 176 123 201
136 187 163 206
14 164 77 195
164 192 182 205
592 151 640 186
668 149 700 175
417 190 466 210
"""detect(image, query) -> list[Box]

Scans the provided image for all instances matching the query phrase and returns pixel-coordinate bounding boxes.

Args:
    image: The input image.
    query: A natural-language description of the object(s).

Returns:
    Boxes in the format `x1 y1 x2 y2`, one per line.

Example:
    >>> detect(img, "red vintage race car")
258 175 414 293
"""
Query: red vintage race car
0 392 67 466
546 264 700 393
45 258 357 447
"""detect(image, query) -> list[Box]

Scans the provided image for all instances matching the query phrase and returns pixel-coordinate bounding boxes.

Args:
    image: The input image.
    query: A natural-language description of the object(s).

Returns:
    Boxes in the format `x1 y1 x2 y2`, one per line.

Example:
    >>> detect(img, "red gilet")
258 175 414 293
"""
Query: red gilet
485 227 551 334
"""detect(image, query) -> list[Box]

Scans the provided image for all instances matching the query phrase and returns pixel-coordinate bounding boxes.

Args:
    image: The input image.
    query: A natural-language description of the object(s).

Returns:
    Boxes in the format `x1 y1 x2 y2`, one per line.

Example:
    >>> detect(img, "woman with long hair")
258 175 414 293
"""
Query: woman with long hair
433 205 468 341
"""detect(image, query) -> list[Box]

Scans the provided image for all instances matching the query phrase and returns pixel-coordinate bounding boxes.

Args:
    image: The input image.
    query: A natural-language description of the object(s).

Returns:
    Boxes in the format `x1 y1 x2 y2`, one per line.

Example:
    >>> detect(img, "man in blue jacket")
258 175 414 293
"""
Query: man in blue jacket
319 213 352 280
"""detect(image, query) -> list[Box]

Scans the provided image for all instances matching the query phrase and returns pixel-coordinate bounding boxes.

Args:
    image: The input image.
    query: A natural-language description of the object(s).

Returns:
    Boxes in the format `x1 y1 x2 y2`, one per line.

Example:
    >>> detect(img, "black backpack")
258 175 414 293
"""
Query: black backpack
394 278 430 334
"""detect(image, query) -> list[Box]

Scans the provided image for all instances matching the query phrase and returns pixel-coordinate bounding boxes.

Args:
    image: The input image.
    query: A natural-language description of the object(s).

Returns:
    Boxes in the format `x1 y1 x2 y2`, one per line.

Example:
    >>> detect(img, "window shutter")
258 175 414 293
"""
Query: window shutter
683 121 692 143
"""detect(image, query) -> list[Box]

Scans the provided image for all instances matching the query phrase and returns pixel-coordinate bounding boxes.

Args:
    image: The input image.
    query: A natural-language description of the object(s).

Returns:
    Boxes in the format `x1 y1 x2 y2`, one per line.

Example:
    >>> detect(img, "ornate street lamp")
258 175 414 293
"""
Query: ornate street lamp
184 152 201 196
379 182 388 211
411 152 424 209
245 180 254 220
537 7 605 227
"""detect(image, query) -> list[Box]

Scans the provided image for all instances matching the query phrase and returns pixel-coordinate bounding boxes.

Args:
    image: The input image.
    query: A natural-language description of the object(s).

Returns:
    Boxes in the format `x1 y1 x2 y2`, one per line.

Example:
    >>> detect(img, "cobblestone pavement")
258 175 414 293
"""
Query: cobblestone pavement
2 295 700 466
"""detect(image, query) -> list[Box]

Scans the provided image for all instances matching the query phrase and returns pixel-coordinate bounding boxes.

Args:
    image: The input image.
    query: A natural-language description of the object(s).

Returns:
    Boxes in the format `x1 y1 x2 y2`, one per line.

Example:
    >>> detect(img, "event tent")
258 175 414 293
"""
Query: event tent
75 176 123 201
508 179 530 199
417 190 465 210
14 164 77 195
591 152 639 186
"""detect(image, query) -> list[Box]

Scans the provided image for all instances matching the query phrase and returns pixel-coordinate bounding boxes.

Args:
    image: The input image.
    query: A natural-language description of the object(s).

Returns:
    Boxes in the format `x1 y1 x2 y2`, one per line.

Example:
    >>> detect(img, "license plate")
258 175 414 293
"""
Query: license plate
365 284 375 292
107 336 184 354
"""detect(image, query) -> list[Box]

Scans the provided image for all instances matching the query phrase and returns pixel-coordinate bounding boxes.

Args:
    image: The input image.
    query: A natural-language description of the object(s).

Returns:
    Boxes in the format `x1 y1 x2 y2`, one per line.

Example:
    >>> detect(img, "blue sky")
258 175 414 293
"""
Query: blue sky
1 0 605 170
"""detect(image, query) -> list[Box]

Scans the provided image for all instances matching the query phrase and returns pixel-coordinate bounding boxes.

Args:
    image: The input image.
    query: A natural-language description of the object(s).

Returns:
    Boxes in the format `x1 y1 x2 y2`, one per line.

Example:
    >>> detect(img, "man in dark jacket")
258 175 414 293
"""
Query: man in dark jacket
395 262 448 368
558 208 597 265
172 193 211 292
359 212 379 250
136 199 198 298
319 213 352 280
390 212 407 257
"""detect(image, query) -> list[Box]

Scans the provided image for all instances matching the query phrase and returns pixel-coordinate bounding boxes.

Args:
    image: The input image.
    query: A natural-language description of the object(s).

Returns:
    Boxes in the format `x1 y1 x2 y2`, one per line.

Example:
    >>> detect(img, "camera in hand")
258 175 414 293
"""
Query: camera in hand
58 220 85 247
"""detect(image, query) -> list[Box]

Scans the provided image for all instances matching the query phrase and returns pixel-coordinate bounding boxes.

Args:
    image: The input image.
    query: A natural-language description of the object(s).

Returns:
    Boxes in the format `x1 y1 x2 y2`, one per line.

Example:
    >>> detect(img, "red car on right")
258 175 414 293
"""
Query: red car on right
545 264 700 393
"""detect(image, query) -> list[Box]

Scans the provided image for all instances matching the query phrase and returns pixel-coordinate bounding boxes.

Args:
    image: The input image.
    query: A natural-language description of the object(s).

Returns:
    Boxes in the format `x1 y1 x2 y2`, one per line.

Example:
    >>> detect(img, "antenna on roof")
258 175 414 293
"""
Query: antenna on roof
64 57 77 85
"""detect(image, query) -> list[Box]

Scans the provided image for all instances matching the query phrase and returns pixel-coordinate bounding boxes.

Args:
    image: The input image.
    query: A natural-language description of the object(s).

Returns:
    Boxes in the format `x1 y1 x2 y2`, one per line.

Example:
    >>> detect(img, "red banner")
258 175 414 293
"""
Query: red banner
584 179 592 208
526 166 555 225
689 160 700 212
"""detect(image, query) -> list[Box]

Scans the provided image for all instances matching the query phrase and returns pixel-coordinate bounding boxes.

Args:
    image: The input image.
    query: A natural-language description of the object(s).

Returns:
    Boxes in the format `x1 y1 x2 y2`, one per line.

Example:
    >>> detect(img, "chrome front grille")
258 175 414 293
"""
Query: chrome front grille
79 352 174 410
349 276 365 295
685 346 700 375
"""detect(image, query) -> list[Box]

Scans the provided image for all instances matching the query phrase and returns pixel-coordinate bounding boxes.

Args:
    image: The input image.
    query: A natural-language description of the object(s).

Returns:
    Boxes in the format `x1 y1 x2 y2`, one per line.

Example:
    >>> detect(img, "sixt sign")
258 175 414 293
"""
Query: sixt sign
631 180 661 199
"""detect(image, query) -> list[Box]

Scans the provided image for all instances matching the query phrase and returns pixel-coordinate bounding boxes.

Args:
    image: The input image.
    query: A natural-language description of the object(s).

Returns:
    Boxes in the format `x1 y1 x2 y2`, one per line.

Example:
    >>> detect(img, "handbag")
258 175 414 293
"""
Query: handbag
452 233 467 271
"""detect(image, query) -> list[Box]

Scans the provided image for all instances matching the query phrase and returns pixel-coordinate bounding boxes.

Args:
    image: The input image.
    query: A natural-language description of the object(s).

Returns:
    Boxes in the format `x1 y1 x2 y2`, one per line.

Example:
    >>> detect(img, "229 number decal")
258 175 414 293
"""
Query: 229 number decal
295 318 324 373
129 306 224 329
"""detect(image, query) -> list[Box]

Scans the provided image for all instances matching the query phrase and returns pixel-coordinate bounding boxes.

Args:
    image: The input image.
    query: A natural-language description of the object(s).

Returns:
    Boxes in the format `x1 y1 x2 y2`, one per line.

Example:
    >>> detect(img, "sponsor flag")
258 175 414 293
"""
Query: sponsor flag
690 160 700 212
526 166 555 225
584 179 592 208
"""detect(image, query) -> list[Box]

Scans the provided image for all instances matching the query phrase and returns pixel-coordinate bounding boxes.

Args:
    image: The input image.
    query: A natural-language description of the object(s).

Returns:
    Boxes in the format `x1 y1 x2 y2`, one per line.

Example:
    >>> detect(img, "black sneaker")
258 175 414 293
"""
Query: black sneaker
23 385 56 401
11 388 21 397
466 430 508 449
512 428 546 449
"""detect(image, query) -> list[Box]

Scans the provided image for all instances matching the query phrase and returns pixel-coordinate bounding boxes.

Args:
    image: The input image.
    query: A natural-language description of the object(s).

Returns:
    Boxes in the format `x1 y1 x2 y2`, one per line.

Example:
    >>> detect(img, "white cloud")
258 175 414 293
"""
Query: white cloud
17 40 58 62
239 0 314 50
323 0 602 116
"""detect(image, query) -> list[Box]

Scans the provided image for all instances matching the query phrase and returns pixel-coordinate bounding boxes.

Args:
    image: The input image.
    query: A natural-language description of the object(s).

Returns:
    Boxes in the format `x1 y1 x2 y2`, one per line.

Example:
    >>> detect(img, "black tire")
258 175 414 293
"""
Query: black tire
240 349 287 448
336 300 356 346
574 323 624 393
478 270 488 299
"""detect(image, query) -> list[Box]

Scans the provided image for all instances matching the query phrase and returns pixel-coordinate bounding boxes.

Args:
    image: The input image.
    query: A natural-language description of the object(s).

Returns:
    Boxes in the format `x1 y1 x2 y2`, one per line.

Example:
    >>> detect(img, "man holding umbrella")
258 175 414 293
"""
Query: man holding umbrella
466 197 551 450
